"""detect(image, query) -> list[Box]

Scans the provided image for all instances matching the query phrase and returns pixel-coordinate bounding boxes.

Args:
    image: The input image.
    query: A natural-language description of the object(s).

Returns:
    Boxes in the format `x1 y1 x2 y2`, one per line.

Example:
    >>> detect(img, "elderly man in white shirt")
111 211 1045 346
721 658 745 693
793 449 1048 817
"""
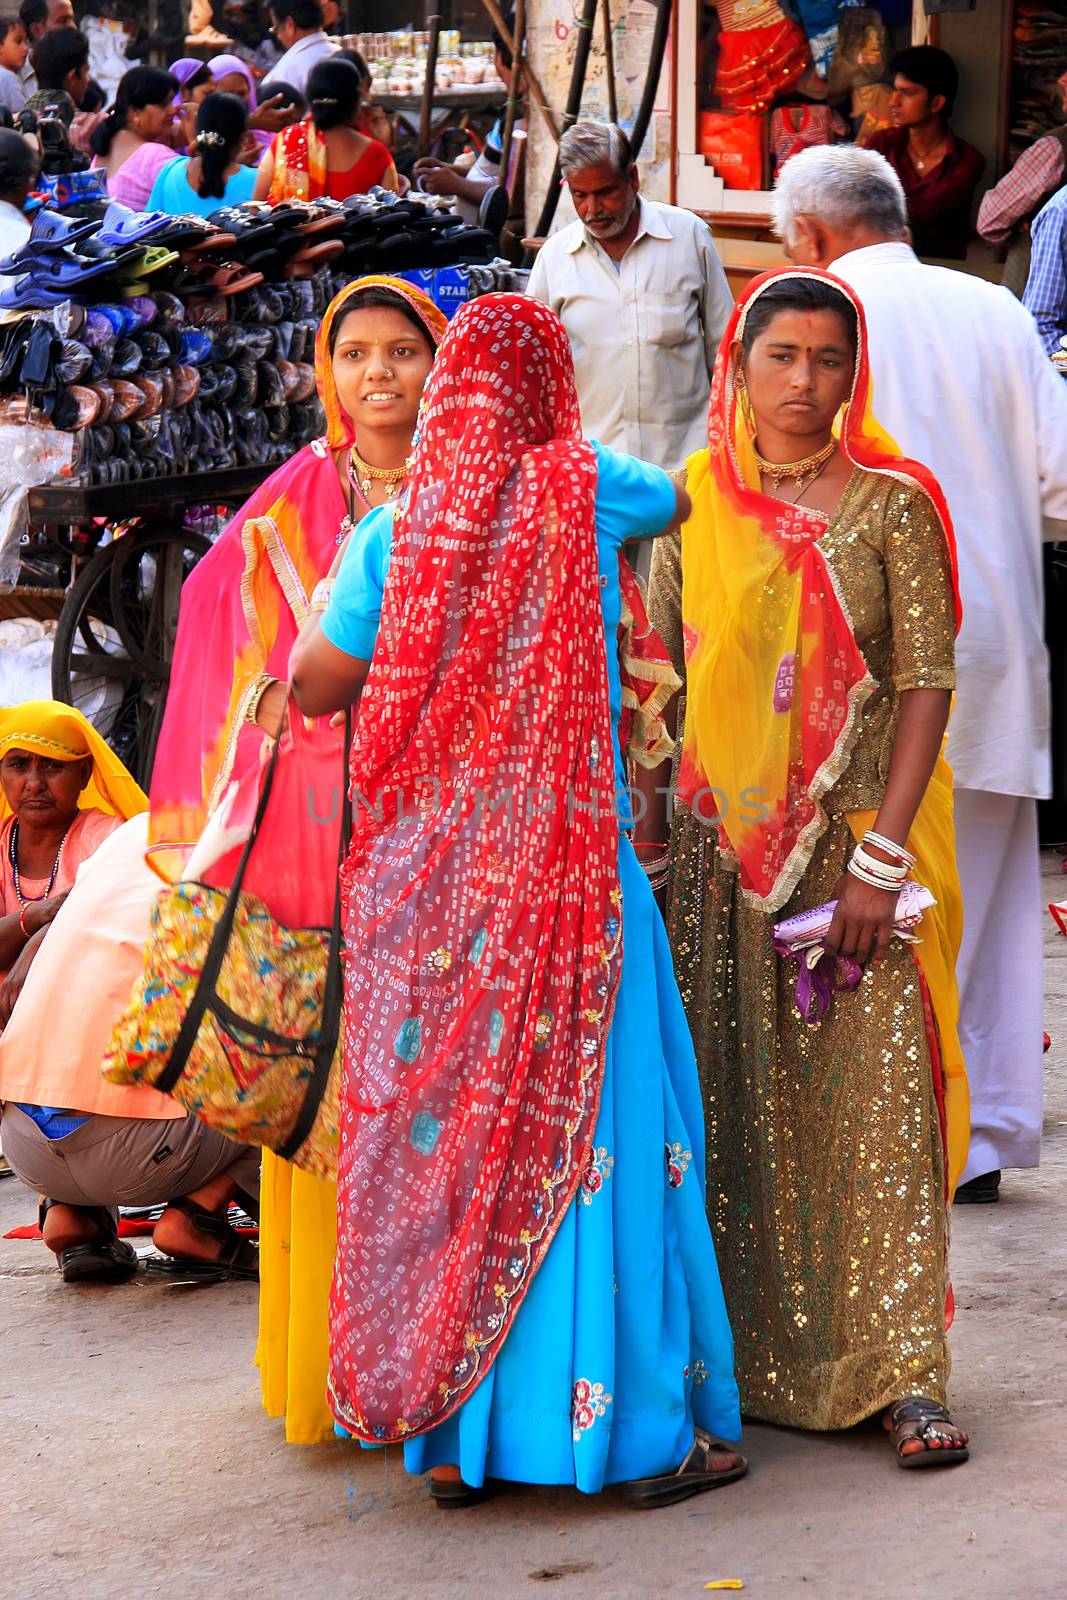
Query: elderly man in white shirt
775 143 1067 1203
527 120 732 511
261 0 337 95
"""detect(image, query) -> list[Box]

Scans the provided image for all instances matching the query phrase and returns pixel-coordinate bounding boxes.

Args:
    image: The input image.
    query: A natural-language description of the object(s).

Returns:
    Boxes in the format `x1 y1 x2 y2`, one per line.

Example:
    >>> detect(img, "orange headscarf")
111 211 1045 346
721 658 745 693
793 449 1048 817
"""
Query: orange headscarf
314 274 448 450
146 276 447 882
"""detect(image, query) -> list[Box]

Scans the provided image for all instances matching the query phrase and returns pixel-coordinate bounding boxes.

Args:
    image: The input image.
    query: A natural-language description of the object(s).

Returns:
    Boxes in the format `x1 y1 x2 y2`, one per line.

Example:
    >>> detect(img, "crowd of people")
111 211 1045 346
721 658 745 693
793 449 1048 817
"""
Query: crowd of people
0 66 1066 1514
0 0 520 221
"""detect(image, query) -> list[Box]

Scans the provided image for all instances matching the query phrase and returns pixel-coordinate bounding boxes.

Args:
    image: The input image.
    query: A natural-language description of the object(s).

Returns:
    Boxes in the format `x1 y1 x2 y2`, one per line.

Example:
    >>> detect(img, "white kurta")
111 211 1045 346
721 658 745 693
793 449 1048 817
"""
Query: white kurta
832 242 1067 1174
833 241 1067 801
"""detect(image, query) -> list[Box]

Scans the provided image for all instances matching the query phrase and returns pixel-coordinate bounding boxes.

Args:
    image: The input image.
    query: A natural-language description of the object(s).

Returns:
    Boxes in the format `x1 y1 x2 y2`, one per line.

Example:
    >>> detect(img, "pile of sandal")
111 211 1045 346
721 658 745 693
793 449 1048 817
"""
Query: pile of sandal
0 193 511 487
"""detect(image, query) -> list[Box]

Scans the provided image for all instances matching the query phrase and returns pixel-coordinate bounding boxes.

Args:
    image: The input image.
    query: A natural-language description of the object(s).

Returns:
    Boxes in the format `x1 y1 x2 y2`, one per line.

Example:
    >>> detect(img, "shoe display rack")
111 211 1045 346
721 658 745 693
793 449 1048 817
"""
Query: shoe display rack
0 191 516 783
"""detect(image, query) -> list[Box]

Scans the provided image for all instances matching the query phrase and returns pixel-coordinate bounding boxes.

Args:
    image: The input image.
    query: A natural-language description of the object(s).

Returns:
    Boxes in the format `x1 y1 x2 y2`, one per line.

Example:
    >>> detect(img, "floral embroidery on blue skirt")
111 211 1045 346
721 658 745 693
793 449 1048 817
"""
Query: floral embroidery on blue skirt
665 1141 692 1188
571 1379 612 1441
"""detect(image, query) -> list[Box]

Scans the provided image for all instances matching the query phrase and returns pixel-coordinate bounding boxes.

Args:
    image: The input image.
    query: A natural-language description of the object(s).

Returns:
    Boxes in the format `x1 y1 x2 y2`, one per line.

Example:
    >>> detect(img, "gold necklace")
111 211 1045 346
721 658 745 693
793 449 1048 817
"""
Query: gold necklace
912 136 947 174
753 437 836 494
347 445 407 503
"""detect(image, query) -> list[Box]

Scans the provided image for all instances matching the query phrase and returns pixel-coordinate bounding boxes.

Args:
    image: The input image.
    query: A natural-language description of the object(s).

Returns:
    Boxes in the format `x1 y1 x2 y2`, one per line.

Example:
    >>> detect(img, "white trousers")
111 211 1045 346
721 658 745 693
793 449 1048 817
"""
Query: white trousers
954 788 1044 1179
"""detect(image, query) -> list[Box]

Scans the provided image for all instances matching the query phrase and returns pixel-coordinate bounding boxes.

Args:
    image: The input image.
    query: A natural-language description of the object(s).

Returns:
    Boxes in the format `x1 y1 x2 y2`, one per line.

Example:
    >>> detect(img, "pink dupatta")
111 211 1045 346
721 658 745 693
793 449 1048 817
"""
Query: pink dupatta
146 276 447 882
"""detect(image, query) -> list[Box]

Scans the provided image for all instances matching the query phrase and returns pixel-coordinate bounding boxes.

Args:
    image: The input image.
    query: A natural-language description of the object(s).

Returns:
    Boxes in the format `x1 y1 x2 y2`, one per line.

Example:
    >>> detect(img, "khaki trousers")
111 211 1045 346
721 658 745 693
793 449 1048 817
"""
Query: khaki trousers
0 1105 260 1216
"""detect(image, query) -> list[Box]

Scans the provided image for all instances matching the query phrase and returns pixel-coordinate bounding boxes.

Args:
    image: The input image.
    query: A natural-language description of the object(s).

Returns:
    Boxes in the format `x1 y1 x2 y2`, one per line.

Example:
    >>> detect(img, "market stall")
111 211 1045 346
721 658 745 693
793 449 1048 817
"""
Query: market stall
0 188 521 779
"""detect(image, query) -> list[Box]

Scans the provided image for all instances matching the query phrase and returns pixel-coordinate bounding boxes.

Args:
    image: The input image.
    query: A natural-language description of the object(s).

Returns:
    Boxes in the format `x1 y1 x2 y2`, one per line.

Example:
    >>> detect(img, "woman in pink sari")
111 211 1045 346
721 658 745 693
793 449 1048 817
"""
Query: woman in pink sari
147 274 446 882
148 273 446 1439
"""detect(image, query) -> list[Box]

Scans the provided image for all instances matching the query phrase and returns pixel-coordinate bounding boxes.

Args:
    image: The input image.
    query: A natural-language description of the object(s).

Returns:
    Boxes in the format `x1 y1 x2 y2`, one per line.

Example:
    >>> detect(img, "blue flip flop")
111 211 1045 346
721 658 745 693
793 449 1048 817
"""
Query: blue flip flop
0 207 101 274
95 201 173 249
0 274 73 311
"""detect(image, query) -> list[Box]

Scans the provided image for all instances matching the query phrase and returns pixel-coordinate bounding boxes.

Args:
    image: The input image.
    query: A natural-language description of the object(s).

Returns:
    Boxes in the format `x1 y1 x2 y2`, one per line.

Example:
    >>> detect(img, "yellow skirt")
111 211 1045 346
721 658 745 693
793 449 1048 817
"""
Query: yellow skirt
256 1150 336 1444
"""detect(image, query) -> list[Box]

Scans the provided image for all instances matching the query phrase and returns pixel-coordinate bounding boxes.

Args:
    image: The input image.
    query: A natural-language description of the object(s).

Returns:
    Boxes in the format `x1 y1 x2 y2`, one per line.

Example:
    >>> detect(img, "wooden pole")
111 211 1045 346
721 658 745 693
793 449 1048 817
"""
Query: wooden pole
477 0 560 142
418 12 443 158
499 0 526 191
601 0 618 125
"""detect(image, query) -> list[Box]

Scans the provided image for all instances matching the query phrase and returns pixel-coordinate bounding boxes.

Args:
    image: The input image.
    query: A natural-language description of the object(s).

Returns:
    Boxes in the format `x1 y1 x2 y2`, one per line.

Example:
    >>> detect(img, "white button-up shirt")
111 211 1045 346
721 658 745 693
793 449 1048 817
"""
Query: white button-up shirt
834 241 1067 799
261 31 338 95
527 197 733 470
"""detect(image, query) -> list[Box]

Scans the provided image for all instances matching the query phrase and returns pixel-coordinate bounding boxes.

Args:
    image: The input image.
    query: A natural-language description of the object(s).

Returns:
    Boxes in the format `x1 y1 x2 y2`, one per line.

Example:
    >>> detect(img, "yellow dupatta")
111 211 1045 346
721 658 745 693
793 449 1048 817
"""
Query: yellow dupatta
679 268 968 1194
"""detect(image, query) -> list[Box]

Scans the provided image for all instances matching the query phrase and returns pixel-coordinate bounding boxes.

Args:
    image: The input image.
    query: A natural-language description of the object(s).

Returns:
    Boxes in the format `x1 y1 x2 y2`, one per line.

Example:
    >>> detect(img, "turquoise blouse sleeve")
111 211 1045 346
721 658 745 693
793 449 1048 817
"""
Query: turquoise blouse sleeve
591 439 678 547
320 504 396 660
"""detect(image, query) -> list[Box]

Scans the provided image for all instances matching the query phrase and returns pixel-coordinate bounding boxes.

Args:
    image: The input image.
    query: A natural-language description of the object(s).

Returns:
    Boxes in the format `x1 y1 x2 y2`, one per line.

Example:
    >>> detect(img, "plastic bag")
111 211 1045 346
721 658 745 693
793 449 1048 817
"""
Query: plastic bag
0 422 74 590
827 6 887 97
791 0 842 80
700 110 767 191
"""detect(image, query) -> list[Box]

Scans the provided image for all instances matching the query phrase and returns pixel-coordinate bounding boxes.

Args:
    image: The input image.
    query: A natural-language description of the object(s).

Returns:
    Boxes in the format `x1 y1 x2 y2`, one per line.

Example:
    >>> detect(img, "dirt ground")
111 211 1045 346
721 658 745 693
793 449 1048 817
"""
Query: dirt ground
1 854 1064 1600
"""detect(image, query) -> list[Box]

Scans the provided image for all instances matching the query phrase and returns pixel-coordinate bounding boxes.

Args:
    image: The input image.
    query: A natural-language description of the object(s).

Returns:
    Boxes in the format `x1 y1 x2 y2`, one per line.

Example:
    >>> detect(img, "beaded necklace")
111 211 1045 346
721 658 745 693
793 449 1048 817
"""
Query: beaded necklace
8 818 71 905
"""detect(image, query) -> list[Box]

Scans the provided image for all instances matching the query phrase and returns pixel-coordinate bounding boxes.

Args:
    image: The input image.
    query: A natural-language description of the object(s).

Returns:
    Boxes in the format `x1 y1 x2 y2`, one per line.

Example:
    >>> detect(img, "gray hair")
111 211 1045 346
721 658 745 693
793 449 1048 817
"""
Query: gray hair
773 145 908 247
559 118 633 179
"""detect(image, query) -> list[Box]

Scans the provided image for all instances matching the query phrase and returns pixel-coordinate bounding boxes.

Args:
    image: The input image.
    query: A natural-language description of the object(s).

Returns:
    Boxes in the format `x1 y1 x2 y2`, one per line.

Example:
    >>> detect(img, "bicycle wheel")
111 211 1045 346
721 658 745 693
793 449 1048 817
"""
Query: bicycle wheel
52 526 210 788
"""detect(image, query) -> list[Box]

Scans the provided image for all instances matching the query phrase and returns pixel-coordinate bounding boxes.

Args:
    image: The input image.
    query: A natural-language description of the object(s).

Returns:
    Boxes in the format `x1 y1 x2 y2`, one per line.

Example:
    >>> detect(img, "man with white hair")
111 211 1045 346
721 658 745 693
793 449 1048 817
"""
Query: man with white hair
527 119 732 517
773 143 1067 1202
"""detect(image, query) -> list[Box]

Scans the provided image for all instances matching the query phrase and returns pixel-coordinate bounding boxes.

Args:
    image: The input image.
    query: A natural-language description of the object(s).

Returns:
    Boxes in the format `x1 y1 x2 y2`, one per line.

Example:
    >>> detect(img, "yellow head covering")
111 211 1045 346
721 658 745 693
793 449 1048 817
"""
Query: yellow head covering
0 700 147 821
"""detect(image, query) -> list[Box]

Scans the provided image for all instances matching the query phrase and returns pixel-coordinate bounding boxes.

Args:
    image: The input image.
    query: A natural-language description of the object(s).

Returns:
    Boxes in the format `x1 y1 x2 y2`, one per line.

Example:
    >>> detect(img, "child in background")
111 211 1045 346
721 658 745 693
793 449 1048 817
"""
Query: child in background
0 20 29 117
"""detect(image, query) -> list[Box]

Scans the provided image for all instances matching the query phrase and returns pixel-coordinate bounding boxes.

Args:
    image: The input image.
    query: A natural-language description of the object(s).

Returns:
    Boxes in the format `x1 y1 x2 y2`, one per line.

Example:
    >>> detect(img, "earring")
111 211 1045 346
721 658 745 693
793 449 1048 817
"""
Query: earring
735 369 755 435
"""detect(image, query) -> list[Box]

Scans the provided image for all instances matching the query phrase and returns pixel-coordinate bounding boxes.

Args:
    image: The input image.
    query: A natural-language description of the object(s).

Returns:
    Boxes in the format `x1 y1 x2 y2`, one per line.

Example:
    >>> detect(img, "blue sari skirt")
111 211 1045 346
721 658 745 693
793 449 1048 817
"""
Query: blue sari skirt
354 836 741 1492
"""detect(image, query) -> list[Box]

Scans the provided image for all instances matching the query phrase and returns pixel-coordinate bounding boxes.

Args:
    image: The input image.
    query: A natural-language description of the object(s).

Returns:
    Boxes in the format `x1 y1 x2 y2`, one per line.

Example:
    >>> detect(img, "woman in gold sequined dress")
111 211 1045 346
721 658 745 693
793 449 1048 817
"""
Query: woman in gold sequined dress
639 270 971 1468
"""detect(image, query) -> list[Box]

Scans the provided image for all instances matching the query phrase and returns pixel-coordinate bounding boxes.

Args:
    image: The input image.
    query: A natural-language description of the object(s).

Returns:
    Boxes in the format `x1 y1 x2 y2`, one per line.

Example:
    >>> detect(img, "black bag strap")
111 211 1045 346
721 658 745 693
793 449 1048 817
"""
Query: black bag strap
157 706 353 1168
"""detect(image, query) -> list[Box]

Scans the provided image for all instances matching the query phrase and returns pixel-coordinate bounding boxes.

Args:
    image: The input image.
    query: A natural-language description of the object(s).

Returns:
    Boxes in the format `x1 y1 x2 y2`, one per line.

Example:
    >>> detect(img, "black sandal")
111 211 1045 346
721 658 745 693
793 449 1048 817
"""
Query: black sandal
886 1397 970 1469
428 1475 495 1509
622 1431 749 1509
145 1196 259 1283
38 1198 138 1284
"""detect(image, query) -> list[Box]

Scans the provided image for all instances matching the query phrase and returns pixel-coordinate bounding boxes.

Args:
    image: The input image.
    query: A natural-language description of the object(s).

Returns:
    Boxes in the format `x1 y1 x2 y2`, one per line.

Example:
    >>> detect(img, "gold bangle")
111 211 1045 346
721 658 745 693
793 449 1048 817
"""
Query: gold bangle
245 674 277 728
308 578 334 616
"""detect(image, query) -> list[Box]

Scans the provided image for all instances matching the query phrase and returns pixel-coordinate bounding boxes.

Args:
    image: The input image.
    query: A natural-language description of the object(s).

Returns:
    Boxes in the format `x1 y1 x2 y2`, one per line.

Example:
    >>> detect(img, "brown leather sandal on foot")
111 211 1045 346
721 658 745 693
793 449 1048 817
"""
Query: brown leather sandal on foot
887 1397 970 1469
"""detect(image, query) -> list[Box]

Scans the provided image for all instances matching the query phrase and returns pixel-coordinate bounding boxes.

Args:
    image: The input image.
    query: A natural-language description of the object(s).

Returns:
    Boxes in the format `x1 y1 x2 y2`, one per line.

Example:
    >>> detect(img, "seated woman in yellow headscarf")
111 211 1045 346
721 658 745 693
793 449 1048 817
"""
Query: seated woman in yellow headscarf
0 701 260 1285
0 700 144 994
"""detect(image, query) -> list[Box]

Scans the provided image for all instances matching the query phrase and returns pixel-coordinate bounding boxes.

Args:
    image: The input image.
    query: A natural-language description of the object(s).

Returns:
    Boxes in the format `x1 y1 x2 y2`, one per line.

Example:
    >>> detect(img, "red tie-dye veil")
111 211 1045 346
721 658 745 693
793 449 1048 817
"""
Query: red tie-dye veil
328 295 624 1442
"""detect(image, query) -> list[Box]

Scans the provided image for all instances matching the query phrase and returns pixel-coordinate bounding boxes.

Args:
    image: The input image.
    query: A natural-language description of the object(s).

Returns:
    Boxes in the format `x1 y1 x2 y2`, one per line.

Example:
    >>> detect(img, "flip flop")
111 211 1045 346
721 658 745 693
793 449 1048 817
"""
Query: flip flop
0 274 76 311
96 201 173 248
117 246 180 280
621 1433 749 1509
189 264 265 298
0 208 100 273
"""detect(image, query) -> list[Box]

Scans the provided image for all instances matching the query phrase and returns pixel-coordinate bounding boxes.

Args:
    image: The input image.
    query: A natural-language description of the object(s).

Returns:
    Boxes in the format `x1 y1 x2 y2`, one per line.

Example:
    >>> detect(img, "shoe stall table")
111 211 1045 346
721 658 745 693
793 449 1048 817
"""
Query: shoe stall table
23 466 268 787
379 85 506 150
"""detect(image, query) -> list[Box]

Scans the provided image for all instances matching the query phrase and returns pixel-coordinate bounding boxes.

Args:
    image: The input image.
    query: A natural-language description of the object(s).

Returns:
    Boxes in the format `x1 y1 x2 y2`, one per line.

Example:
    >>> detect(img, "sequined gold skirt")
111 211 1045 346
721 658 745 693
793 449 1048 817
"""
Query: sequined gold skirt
666 807 948 1431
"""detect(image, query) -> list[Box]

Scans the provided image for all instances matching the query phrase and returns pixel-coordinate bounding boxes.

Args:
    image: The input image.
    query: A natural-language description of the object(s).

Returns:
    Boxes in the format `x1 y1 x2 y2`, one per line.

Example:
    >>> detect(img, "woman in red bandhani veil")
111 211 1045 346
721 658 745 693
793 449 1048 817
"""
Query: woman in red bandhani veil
290 294 743 1506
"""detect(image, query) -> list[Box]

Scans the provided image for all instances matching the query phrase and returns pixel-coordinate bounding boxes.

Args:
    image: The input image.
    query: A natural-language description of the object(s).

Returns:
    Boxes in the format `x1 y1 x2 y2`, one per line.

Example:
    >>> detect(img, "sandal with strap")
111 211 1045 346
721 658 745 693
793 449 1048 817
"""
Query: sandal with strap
38 1198 138 1284
145 1196 259 1283
622 1431 749 1509
428 1475 496 1509
886 1397 970 1469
